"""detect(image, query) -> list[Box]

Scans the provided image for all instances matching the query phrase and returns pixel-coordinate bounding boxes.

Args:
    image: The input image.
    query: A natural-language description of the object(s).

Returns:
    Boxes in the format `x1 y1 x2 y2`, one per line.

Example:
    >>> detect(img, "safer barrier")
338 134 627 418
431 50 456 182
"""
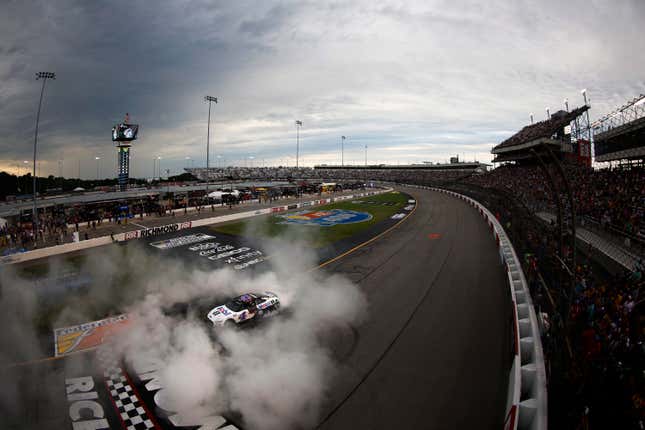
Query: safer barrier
403 184 547 430
1 188 390 265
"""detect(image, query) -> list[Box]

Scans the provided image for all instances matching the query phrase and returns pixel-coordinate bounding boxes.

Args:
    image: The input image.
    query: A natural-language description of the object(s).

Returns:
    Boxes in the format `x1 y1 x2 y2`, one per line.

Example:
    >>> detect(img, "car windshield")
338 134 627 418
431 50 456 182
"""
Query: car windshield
225 300 244 312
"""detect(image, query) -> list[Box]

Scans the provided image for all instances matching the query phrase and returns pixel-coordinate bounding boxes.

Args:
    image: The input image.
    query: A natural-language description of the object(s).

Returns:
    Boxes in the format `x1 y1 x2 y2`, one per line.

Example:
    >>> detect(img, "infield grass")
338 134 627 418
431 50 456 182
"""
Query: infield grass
211 191 410 247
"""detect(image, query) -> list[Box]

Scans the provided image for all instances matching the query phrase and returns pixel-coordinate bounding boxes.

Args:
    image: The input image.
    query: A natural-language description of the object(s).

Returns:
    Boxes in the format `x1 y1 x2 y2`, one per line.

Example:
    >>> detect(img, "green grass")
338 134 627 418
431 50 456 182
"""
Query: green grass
212 191 411 247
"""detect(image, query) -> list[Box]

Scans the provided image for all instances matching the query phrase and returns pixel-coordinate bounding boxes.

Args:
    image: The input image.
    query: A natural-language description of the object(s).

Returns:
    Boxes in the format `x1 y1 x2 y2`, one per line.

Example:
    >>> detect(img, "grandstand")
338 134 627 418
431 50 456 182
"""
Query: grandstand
492 106 592 166
186 160 488 184
592 94 645 162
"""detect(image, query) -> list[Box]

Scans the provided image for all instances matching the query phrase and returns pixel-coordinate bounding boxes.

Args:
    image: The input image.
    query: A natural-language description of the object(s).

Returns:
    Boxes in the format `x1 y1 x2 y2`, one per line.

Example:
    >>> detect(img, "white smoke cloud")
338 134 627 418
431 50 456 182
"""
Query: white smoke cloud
111 234 367 430
0 221 367 429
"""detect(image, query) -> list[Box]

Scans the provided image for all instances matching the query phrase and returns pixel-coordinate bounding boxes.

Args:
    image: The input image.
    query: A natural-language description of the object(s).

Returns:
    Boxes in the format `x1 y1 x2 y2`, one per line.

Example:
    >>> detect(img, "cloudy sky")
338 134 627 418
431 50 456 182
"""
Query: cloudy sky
1 0 644 178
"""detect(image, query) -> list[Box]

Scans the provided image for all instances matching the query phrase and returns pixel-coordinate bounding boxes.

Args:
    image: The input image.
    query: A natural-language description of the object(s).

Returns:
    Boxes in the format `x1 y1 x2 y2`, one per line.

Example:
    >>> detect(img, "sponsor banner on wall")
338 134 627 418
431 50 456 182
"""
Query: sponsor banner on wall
54 314 130 357
150 232 214 250
271 206 287 213
126 221 193 240
287 204 298 210
278 209 372 227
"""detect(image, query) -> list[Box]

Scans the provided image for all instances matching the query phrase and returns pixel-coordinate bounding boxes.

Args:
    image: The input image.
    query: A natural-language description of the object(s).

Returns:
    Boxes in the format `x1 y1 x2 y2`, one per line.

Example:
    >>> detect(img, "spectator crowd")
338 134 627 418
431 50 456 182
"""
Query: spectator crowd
465 162 645 243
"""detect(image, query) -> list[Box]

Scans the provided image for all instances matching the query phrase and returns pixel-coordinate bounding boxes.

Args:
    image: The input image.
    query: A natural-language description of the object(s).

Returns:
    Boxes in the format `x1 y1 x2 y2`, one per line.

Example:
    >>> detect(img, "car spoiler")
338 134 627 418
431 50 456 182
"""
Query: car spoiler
264 291 278 297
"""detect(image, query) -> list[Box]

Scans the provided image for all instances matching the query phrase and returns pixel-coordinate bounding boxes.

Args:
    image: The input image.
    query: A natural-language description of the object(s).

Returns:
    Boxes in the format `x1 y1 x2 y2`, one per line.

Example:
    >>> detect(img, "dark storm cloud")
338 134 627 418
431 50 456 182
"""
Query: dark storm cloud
1 0 644 177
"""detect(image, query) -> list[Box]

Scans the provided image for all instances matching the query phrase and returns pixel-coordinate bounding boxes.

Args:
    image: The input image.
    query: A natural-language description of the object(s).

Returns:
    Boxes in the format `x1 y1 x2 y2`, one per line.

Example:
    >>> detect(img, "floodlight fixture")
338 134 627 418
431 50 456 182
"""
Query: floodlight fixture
36 72 56 80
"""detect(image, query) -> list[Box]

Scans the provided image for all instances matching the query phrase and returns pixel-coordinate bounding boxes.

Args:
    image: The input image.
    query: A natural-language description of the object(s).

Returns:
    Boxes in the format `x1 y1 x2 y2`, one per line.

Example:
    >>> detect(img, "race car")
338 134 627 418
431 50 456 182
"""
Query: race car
206 292 280 326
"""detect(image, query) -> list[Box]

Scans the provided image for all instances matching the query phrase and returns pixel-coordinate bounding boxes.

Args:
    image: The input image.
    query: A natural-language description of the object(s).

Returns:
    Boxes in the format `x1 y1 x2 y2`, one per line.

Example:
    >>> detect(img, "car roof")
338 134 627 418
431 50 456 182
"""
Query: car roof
234 293 259 302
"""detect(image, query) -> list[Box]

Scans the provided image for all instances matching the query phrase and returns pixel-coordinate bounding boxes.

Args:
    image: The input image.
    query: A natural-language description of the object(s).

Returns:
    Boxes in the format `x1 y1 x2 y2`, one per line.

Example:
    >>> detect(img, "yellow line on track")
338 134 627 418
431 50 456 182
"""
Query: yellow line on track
313 195 418 270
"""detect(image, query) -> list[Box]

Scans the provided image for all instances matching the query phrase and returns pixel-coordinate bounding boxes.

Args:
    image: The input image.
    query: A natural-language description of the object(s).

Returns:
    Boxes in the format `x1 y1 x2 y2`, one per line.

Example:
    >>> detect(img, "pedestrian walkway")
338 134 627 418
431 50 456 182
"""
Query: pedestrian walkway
536 212 642 271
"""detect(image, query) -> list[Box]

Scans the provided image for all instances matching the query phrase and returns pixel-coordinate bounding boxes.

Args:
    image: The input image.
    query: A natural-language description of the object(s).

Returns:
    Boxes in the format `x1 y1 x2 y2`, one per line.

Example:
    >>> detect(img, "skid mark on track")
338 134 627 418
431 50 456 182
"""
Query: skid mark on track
315 190 461 429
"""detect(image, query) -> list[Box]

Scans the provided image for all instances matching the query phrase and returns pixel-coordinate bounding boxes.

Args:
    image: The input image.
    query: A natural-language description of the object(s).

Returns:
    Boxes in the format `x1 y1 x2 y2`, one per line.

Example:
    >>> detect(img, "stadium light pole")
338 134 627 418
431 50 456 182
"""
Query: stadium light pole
32 71 55 242
364 144 367 167
530 113 534 124
295 120 302 168
204 95 218 201
564 98 569 112
95 157 101 180
581 89 592 142
546 107 550 120
157 156 162 180
341 136 346 166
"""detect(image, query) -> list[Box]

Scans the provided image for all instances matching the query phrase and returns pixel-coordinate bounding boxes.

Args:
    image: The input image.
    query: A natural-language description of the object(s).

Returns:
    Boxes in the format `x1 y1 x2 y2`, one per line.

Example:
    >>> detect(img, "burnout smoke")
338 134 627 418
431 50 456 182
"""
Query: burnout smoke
0 215 367 429
112 234 367 430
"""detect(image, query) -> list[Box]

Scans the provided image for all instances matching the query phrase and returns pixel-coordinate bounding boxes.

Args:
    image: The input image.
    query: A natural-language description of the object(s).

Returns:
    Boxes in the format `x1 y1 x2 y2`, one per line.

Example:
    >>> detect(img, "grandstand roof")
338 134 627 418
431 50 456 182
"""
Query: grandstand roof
492 106 589 154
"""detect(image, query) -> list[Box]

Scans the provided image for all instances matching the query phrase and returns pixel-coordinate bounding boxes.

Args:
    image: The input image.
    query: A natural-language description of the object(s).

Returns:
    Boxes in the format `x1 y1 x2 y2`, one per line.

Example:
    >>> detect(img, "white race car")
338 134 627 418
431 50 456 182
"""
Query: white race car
206 292 280 326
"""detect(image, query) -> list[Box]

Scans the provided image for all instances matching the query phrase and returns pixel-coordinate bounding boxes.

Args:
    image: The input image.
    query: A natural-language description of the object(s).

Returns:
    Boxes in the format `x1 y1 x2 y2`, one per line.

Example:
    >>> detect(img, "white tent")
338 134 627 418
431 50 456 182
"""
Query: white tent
73 187 85 192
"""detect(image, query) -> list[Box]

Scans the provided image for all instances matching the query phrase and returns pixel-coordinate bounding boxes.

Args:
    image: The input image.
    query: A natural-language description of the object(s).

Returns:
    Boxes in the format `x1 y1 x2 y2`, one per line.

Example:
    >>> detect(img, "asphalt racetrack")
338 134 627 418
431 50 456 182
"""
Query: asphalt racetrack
317 187 511 430
2 187 511 429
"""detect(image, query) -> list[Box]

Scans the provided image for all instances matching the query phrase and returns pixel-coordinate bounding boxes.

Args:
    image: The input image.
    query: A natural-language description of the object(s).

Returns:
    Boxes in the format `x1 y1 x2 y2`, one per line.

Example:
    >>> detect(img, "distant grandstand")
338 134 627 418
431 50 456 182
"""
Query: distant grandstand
592 94 645 162
313 160 488 184
186 159 489 184
491 106 592 165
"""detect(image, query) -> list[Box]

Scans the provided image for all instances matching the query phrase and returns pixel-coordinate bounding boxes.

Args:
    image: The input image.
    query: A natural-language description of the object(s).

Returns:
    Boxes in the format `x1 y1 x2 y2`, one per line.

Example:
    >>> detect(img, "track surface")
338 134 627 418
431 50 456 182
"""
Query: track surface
2 187 511 429
318 187 511 430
